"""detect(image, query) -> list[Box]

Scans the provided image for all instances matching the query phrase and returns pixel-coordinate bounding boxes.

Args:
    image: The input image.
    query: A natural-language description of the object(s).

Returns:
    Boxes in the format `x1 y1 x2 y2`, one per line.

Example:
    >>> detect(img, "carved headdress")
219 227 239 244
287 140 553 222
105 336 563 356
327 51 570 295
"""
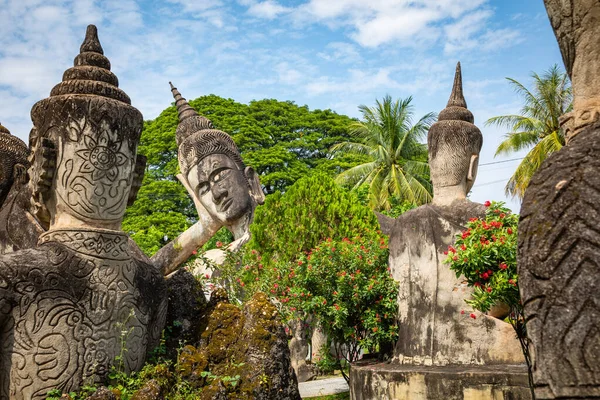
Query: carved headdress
170 83 246 176
29 25 144 224
427 62 482 188
0 123 29 167
0 123 29 207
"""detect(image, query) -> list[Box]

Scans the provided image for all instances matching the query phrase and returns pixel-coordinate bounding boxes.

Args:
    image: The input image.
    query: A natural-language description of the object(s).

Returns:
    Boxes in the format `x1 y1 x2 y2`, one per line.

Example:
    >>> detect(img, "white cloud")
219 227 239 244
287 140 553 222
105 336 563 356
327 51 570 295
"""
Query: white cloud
247 1 291 19
289 0 489 48
317 42 361 64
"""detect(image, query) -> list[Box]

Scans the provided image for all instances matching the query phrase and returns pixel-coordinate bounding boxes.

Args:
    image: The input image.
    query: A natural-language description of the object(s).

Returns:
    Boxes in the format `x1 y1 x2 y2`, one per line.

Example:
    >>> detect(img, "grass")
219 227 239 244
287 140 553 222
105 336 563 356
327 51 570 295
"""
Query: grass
304 393 350 400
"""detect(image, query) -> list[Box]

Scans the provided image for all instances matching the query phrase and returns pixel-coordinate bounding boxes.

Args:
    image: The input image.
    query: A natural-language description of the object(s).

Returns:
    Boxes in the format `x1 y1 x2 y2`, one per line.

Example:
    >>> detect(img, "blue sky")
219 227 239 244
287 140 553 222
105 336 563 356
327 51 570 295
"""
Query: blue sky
0 0 563 212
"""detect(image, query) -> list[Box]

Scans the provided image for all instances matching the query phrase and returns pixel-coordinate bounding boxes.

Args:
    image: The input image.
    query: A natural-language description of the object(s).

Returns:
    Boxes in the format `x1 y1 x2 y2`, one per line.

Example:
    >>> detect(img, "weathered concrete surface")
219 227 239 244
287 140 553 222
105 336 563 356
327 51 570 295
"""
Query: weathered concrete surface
516 2 600 399
350 361 531 400
389 202 523 366
519 120 600 400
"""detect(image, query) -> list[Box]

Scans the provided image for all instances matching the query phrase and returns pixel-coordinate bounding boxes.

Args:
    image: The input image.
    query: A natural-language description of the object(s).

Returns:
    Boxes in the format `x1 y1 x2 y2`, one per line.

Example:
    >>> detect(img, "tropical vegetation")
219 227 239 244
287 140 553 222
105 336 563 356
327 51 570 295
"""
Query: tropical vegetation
331 95 436 210
486 65 572 199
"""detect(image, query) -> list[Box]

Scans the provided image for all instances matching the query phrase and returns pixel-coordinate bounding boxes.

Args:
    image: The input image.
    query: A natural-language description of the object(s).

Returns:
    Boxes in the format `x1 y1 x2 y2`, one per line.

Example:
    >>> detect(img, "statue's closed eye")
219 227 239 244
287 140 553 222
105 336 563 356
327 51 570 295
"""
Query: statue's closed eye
197 182 210 196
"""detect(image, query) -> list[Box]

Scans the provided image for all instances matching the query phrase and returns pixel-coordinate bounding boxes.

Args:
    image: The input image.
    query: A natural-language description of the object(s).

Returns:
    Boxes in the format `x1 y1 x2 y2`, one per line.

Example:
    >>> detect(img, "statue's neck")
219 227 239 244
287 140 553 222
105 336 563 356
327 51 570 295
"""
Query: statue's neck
39 227 131 260
432 184 468 206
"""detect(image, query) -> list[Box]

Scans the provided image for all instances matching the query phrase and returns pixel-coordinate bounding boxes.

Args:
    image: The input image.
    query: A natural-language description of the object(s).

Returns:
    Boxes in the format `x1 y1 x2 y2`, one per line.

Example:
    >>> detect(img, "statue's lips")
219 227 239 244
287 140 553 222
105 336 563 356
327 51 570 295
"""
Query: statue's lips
219 198 233 212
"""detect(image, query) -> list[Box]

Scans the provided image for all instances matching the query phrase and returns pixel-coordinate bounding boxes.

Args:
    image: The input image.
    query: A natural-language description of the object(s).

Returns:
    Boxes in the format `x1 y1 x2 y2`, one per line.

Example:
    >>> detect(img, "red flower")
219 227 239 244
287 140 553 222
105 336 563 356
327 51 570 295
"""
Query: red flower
499 263 508 270
507 228 513 235
499 213 506 219
470 313 477 319
453 256 458 261
216 241 223 248
448 246 456 253
372 327 378 333
192 250 198 255
205 274 210 279
298 260 303 265
322 299 327 305
484 200 491 207
460 244 467 251
486 287 492 293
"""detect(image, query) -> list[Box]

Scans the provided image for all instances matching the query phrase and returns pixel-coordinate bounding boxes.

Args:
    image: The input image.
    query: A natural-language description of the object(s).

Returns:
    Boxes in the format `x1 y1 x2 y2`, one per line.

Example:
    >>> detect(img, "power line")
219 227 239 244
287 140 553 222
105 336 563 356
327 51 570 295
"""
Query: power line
474 178 510 187
479 157 524 166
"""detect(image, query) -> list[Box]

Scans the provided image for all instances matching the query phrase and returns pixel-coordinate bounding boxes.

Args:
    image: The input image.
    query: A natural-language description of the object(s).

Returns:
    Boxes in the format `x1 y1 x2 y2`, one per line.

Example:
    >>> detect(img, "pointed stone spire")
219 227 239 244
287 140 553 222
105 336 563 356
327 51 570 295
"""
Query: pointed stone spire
49 24 129 104
169 82 200 122
438 62 474 124
447 62 467 108
169 82 214 146
80 25 104 55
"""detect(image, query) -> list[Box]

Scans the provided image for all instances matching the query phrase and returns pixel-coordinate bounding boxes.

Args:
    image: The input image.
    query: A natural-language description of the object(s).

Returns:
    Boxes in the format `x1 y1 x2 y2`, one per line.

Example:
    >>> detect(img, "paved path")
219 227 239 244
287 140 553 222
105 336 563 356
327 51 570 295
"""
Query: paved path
298 376 349 398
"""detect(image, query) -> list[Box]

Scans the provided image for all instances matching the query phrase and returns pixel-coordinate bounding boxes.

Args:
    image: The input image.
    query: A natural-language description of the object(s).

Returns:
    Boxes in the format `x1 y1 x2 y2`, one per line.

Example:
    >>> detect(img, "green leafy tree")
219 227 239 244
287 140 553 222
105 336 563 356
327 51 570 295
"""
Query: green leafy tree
246 172 380 265
332 95 436 211
242 235 398 383
124 95 364 255
486 65 572 199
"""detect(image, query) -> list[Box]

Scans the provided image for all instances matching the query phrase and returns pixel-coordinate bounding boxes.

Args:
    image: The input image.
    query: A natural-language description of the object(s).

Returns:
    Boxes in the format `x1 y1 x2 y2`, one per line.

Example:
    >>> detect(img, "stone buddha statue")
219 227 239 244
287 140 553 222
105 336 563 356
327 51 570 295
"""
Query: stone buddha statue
519 1 600 398
0 26 166 399
382 63 523 366
152 84 264 276
0 124 43 253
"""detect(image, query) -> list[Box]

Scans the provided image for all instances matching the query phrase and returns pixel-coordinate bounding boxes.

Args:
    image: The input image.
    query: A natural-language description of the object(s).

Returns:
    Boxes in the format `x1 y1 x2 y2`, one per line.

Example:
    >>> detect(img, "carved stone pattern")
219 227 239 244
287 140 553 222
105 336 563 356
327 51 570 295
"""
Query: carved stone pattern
178 129 246 176
0 229 167 400
518 123 600 399
560 106 600 143
31 96 142 222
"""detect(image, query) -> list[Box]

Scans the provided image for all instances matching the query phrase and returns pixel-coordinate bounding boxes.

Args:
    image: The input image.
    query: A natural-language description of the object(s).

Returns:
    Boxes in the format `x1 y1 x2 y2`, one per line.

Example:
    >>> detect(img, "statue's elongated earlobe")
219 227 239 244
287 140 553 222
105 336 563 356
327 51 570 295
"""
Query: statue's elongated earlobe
245 167 265 205
128 154 147 206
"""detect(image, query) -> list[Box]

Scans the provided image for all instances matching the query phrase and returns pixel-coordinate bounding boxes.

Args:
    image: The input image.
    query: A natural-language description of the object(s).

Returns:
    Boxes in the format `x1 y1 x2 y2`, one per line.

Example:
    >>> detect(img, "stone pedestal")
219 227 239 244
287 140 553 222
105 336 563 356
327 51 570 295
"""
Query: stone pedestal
350 361 531 400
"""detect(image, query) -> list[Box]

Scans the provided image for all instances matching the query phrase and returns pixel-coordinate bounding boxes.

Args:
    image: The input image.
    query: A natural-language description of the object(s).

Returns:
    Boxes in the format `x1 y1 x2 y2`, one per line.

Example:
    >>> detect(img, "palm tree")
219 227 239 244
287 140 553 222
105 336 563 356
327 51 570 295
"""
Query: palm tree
486 65 572 199
331 95 436 211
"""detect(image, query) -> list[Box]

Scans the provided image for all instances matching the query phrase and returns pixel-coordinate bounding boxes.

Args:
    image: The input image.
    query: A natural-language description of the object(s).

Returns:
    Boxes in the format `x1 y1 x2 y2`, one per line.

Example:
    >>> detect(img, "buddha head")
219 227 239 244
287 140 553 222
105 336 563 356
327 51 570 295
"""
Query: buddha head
428 62 483 205
0 123 29 208
171 83 264 235
28 25 145 230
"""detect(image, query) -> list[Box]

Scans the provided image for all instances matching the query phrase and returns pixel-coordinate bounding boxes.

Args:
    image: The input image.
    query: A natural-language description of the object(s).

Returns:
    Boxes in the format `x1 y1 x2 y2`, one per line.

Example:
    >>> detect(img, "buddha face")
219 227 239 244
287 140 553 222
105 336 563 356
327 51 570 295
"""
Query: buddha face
187 153 257 225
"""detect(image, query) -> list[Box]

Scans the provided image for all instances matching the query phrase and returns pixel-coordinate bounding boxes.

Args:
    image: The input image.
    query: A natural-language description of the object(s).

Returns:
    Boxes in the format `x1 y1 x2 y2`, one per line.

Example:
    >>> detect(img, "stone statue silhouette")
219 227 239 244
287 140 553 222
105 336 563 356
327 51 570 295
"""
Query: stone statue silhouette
381 63 523 366
518 1 600 398
0 26 167 399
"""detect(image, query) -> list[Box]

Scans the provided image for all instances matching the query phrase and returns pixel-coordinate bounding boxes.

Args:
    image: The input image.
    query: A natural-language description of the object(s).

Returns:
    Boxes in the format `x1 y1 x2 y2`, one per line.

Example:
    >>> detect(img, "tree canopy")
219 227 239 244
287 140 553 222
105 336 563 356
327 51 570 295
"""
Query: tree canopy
247 172 380 265
124 95 365 255
331 95 435 211
486 65 572 199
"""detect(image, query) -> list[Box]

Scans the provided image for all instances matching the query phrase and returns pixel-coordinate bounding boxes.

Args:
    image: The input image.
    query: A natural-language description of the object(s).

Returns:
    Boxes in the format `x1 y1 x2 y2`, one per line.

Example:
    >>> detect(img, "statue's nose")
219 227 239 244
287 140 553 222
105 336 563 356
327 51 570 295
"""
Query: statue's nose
211 183 228 203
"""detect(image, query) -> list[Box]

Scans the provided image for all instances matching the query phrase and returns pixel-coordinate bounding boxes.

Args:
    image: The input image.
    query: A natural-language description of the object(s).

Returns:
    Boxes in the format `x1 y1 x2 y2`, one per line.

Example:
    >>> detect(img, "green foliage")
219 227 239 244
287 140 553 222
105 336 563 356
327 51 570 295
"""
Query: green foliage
242 235 398 383
486 65 572 199
443 201 519 313
332 95 435 210
124 94 363 255
247 172 380 265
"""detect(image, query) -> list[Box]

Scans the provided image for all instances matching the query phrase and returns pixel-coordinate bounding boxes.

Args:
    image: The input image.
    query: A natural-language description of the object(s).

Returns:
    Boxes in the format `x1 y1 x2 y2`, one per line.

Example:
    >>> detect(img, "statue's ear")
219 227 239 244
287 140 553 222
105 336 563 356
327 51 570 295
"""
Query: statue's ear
467 154 479 182
128 154 147 206
12 163 28 185
244 167 265 205
29 137 56 227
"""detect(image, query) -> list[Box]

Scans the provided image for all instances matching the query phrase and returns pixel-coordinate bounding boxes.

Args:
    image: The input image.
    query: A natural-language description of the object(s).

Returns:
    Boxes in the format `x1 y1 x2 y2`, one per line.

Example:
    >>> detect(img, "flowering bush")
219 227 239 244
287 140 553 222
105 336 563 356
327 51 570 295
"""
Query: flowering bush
239 234 398 382
443 201 519 313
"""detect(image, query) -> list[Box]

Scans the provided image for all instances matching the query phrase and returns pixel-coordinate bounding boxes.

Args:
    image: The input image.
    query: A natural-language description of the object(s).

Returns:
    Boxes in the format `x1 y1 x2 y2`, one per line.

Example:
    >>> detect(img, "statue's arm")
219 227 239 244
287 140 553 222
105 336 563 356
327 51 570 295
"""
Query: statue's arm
151 174 222 276
375 212 395 236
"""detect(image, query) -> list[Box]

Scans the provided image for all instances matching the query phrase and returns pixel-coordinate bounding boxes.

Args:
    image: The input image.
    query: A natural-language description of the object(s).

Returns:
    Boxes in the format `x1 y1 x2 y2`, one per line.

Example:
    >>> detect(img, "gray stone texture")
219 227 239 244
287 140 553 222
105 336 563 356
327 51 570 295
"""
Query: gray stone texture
350 362 531 400
383 63 523 367
0 25 167 399
517 2 600 398
519 121 600 399
544 0 600 142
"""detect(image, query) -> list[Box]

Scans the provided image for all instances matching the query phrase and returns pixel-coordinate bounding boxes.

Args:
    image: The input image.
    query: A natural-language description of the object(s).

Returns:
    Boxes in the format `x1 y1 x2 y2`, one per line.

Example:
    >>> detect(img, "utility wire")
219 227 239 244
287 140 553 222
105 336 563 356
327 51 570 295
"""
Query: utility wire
479 157 524 166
